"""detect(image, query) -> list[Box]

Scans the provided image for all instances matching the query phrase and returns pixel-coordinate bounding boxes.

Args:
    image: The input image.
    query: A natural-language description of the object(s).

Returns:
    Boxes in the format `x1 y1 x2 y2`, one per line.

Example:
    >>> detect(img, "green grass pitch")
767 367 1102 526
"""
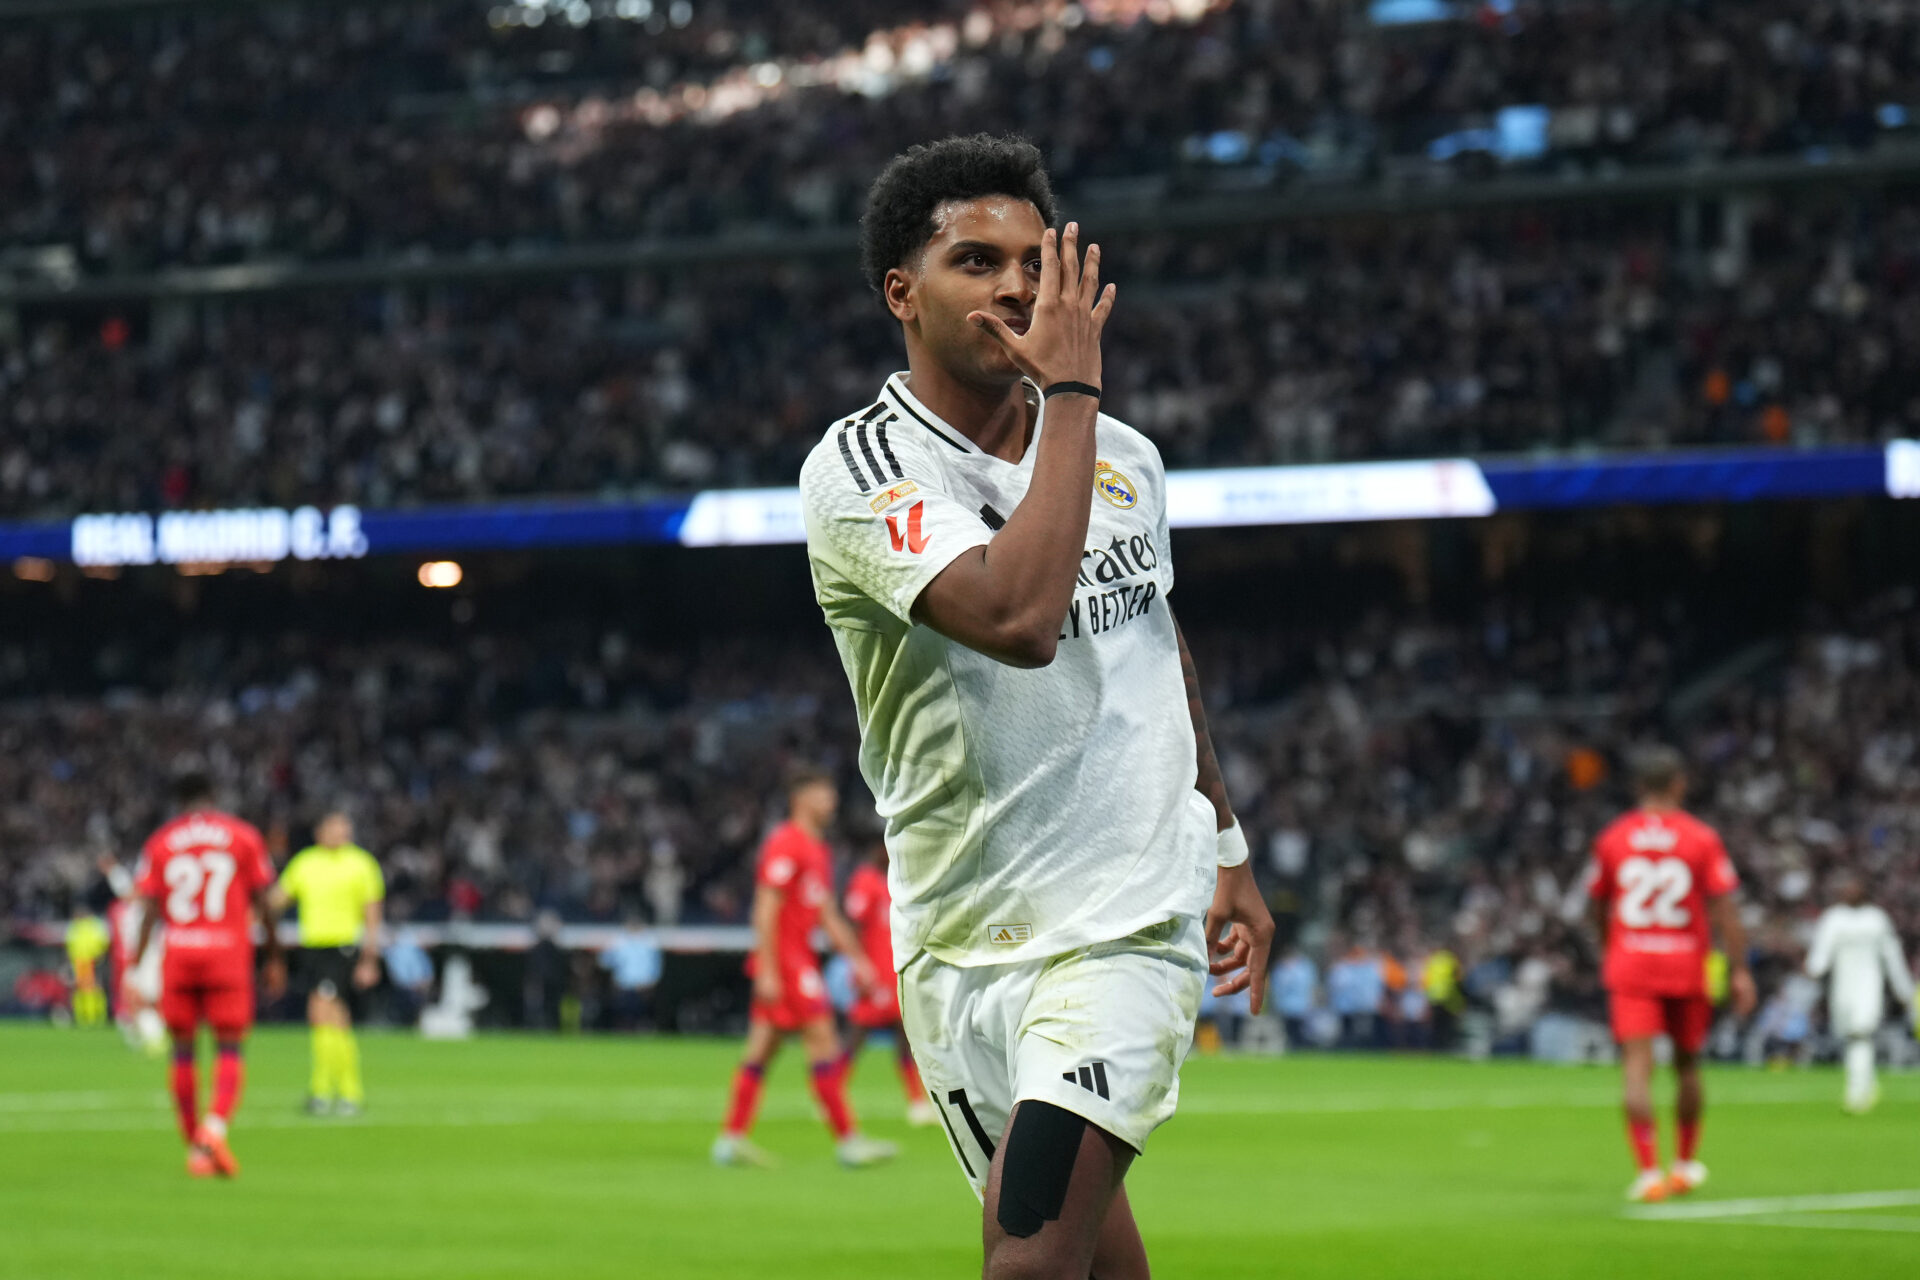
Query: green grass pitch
2 1024 1916 1278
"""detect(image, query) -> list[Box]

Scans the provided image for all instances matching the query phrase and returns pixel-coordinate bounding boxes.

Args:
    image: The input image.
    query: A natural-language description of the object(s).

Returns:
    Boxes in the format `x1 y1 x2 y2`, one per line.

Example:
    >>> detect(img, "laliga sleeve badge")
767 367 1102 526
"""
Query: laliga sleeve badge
869 479 920 514
1093 460 1137 509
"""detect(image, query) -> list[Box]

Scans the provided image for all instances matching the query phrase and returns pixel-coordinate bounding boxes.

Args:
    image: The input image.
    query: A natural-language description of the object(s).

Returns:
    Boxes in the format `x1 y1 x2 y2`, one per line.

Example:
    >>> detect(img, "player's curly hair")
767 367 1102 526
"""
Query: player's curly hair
859 134 1058 298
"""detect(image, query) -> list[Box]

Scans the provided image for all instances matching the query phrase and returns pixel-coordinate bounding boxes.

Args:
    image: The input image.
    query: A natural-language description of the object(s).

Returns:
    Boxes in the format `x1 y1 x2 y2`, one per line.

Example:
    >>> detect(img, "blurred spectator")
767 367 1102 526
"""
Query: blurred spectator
523 909 569 1030
383 927 436 1026
601 914 663 1030
1270 943 1319 1049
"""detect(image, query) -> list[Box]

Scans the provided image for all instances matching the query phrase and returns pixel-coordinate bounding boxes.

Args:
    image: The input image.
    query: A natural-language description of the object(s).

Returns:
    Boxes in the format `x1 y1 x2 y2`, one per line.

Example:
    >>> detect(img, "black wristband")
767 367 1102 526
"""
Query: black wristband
1043 381 1101 401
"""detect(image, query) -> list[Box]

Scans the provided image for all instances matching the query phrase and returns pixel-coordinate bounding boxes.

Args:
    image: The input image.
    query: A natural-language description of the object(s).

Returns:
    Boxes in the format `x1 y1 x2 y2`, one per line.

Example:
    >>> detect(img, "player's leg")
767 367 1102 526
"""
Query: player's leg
1665 996 1714 1194
987 917 1208 1276
305 960 339 1111
158 971 202 1147
838 1020 871 1081
982 1101 1134 1280
1610 991 1664 1199
714 1016 783 1166
800 1013 894 1166
195 984 254 1177
1843 1036 1878 1113
1088 1183 1149 1280
334 966 366 1113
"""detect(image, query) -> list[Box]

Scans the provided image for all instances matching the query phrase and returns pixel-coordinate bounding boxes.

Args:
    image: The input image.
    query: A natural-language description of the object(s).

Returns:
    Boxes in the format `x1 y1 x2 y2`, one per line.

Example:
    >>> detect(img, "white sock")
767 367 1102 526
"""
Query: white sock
137 1009 166 1050
1844 1037 1876 1107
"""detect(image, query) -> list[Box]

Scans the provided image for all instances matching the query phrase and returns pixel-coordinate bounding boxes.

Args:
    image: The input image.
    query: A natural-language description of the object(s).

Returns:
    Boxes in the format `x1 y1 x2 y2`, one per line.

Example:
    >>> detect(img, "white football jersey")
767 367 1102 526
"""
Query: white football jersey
801 372 1217 969
1808 903 1914 1032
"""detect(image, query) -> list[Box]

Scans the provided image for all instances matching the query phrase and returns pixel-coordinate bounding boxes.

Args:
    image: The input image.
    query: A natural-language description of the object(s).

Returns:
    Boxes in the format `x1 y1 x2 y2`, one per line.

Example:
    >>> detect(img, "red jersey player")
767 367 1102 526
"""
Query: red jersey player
1585 746 1755 1204
838 841 937 1128
130 773 282 1179
713 770 896 1169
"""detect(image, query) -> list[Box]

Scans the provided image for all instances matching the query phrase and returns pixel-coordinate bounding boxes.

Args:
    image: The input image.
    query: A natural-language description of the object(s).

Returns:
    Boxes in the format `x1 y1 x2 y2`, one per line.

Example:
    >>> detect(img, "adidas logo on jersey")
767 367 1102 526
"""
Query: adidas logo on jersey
1062 1061 1111 1100
987 923 1033 945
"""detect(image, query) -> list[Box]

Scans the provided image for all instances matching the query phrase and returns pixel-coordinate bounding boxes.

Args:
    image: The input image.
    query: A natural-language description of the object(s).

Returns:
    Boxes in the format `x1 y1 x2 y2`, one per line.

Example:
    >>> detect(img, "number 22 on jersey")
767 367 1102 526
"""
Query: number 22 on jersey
1616 856 1692 929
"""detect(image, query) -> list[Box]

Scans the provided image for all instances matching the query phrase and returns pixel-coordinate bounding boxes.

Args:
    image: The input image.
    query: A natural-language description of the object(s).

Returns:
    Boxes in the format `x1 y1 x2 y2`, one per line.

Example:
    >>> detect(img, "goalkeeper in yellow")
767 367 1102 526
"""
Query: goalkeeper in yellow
269 812 385 1115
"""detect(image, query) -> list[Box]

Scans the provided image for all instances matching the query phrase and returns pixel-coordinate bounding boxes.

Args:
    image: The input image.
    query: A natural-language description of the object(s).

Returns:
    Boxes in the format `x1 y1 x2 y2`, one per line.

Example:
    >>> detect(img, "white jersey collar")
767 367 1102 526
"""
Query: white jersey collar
882 372 1045 467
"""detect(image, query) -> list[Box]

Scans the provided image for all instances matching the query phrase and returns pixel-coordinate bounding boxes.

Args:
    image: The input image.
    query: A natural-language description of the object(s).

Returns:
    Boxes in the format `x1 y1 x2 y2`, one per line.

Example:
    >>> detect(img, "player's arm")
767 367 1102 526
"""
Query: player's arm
1585 895 1609 952
749 882 784 1003
914 224 1115 668
1805 911 1835 978
130 891 163 968
1879 916 1916 1010
818 896 876 994
255 885 287 998
1176 616 1275 1014
1707 891 1757 1017
354 897 384 990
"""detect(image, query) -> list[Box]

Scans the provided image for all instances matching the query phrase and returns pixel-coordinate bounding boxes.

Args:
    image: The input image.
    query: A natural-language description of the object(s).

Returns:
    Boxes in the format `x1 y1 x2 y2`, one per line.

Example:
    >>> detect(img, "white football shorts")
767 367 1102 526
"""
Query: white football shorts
899 915 1207 1201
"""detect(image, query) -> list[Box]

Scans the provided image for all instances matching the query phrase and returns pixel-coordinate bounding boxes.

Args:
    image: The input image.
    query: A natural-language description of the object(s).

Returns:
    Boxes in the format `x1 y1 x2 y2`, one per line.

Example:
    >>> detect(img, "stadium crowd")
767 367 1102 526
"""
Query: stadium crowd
6 588 1920 1034
3 0 1913 274
9 191 1920 518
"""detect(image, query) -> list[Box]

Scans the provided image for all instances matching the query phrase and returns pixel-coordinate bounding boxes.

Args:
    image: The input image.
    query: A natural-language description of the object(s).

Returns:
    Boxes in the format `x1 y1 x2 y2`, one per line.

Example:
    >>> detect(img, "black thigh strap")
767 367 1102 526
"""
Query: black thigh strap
996 1101 1088 1239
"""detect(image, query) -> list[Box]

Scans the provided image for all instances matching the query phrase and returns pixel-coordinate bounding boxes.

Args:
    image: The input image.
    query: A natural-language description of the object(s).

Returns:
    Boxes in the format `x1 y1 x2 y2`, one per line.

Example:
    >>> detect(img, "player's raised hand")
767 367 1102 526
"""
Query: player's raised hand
967 221 1116 393
1205 861 1275 1015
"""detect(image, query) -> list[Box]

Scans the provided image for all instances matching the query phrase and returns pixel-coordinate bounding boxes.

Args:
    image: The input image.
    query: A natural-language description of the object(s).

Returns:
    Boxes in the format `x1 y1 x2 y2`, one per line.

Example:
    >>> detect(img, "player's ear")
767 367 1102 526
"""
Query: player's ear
883 266 916 324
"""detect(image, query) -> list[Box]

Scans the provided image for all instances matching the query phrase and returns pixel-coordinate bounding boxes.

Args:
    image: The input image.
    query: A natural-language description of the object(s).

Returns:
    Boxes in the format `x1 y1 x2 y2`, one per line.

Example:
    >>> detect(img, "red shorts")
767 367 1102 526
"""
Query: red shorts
160 949 255 1038
750 964 830 1033
1610 991 1712 1053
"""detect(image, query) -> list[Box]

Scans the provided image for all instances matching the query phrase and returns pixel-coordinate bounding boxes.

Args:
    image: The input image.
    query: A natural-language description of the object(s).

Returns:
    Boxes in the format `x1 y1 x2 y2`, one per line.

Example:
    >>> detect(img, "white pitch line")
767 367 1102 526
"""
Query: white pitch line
1735 1214 1920 1235
1627 1189 1920 1221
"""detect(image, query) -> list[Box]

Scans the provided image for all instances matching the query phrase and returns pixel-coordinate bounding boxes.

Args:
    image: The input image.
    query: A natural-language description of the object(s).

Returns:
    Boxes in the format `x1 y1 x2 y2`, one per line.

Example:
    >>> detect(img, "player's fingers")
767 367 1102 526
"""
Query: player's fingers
1212 972 1252 998
1208 936 1251 975
1204 907 1223 951
1248 935 1272 1017
968 310 1020 352
1037 226 1059 299
1080 243 1100 307
1091 282 1116 329
1059 221 1081 297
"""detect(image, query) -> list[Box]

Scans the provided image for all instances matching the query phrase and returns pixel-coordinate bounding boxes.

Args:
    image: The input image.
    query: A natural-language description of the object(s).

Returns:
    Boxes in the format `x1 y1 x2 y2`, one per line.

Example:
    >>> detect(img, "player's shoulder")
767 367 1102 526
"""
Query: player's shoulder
801 391 936 501
1092 410 1164 470
1674 809 1727 848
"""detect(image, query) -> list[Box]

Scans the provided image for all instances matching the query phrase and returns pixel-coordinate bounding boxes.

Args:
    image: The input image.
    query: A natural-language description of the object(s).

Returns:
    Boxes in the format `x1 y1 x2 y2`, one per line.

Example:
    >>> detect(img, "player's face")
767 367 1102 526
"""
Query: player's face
891 197 1046 386
812 781 840 826
318 814 352 847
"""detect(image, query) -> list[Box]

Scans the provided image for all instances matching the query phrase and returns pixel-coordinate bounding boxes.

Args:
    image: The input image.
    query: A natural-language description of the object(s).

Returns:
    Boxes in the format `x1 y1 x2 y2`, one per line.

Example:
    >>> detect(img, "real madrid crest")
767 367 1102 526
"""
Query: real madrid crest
1093 459 1137 509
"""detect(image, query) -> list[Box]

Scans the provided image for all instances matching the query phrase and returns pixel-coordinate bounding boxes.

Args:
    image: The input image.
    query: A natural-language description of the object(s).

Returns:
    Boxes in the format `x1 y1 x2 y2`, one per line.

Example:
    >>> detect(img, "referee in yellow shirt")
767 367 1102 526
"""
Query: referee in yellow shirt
269 812 385 1116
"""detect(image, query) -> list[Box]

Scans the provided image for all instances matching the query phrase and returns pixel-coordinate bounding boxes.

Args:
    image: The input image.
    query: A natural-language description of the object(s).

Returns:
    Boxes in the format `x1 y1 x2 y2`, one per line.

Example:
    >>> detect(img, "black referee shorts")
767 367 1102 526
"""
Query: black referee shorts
295 945 361 1009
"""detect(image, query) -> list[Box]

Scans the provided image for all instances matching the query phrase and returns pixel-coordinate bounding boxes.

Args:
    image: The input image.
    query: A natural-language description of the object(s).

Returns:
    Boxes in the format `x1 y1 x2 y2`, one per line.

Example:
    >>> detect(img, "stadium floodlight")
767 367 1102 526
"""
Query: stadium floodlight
418 561 465 589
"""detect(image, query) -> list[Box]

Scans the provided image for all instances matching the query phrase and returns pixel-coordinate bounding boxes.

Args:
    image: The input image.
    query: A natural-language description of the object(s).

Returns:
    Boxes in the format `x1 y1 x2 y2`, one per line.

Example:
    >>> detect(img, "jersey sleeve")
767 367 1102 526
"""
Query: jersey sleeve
1143 429 1174 597
757 830 802 892
279 851 306 901
361 850 387 903
801 432 993 628
1700 829 1739 896
245 825 276 892
1877 911 1916 1006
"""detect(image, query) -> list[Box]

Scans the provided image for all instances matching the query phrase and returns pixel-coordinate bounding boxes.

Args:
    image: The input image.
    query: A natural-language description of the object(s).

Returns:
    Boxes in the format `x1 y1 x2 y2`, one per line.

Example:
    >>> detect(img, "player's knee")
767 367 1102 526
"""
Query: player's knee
995 1101 1089 1240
